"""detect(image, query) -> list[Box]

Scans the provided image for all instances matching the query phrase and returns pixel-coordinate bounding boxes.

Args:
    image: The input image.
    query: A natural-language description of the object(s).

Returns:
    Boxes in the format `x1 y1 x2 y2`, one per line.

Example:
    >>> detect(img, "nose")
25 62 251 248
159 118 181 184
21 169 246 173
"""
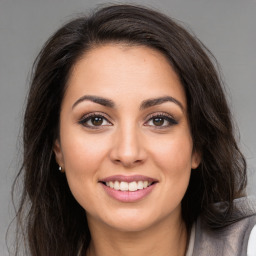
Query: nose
109 124 147 168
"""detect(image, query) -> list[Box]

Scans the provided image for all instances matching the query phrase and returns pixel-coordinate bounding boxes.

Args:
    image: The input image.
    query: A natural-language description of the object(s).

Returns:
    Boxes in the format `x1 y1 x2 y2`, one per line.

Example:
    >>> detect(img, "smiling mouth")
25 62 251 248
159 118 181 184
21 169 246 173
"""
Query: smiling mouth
99 175 158 202
101 180 155 192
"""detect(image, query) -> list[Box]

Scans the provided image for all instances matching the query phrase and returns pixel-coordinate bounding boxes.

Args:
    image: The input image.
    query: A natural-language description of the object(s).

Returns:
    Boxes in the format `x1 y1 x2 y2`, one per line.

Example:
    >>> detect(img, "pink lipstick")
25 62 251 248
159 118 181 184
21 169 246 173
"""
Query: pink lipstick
99 175 158 202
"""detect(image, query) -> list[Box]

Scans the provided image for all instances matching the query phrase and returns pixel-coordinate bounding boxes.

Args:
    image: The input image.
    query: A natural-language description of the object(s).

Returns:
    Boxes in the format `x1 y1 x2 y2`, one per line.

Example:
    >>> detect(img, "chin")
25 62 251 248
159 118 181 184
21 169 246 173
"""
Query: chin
107 219 154 233
101 208 165 233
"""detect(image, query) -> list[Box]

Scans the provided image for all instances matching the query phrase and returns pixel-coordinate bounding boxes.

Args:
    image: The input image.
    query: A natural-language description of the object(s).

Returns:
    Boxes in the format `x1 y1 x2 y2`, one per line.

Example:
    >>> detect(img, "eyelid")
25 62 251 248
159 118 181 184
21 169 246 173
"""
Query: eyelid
144 112 178 127
78 112 113 127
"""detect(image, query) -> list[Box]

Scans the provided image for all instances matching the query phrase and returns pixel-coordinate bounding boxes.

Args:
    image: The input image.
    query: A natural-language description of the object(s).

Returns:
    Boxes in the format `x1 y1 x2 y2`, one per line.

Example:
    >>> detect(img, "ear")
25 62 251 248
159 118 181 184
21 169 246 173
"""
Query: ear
191 150 201 169
53 139 65 168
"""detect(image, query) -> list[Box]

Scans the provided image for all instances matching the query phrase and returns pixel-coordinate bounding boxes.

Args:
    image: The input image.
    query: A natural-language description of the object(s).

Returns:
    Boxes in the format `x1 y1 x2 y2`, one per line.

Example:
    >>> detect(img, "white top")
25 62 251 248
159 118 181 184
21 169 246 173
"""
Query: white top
247 225 256 256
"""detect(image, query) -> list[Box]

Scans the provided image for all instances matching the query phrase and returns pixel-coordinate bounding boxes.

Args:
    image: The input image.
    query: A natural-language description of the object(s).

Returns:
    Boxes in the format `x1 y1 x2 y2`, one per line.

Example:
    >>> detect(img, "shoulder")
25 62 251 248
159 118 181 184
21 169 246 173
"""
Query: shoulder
192 196 256 256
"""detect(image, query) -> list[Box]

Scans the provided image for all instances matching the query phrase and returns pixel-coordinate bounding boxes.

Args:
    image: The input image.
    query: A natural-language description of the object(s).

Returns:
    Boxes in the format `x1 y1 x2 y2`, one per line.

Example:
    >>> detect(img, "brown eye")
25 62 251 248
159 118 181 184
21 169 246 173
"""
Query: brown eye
91 117 103 126
152 117 164 126
145 114 178 128
79 114 112 128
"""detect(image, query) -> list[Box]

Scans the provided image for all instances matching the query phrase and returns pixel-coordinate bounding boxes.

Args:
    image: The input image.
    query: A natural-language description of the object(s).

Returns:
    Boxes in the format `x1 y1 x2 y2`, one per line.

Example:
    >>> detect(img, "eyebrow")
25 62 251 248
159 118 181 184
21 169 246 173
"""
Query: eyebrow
140 96 184 111
72 95 115 109
72 95 184 111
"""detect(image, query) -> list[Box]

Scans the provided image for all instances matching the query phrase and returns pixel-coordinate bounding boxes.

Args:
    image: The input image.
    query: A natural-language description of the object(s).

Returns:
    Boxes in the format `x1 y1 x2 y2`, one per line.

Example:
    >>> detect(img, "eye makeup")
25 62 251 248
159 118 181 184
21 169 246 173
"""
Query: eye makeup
78 110 178 131
144 112 178 129
78 112 112 129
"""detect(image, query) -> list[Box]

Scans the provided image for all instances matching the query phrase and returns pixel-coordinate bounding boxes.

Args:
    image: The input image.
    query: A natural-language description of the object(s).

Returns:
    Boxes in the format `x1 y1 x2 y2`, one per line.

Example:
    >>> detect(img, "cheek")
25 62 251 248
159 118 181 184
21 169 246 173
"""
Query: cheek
153 134 193 173
151 133 193 195
61 128 110 173
60 130 111 207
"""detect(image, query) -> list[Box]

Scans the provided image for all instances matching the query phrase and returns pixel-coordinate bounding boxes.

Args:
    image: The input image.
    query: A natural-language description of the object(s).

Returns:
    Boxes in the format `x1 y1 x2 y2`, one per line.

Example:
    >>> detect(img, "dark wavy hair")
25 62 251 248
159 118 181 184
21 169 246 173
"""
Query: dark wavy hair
12 4 247 256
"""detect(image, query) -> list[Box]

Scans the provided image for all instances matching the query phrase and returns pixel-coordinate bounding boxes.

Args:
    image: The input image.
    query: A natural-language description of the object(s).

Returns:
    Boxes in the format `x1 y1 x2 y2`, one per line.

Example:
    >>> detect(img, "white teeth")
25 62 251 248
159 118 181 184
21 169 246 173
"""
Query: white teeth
120 181 128 191
109 181 114 188
128 181 137 192
114 181 120 190
143 181 148 188
137 181 144 190
105 180 153 191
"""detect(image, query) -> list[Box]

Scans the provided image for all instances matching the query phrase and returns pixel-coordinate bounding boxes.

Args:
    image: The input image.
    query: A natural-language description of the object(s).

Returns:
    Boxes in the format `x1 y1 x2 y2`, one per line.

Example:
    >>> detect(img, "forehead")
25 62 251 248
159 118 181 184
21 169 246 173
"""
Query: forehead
65 44 186 109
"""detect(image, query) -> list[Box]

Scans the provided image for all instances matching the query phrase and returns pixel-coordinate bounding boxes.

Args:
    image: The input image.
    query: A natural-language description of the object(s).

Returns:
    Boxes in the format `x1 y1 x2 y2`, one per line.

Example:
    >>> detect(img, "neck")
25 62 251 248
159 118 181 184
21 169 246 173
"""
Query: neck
86 212 188 256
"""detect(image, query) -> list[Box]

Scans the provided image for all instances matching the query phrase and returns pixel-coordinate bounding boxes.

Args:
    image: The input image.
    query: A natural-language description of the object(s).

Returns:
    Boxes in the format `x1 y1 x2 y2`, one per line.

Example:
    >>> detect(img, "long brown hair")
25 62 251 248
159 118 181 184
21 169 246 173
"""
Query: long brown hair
12 4 247 255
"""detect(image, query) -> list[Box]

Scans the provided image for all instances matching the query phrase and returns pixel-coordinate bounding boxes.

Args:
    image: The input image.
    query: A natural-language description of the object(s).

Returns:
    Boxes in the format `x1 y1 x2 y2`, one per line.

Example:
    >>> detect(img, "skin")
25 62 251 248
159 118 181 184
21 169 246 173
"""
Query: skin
54 44 201 256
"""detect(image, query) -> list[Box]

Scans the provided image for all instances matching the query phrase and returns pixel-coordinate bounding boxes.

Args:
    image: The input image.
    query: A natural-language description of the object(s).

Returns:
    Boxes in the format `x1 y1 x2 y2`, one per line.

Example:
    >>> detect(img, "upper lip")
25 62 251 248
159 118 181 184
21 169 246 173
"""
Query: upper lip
99 175 158 183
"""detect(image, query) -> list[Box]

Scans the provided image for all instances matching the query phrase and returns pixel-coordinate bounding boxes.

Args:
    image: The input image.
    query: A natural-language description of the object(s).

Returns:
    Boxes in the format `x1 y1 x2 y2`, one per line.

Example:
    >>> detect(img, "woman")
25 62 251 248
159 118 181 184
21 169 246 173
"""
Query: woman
13 4 256 256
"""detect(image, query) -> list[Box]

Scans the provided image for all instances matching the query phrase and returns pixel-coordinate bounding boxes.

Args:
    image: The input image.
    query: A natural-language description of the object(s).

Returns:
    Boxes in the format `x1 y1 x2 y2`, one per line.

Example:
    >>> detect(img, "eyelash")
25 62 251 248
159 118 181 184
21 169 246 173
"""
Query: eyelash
78 112 112 129
144 112 178 128
78 112 178 129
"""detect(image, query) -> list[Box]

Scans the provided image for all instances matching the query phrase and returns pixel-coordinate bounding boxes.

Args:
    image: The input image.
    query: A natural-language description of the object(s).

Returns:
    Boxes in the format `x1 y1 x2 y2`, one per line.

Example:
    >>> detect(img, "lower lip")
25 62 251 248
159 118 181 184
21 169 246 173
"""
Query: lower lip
101 183 156 203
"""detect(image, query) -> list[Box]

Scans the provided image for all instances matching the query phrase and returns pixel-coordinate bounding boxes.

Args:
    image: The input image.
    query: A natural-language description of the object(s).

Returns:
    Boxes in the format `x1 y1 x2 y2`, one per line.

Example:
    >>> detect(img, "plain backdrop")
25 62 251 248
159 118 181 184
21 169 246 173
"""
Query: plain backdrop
0 0 255 255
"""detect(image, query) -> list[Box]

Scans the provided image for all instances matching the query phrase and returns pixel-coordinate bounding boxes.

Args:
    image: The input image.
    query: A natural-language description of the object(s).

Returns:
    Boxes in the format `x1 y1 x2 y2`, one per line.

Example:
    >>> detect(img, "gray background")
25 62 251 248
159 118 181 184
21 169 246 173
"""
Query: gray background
1 0 255 255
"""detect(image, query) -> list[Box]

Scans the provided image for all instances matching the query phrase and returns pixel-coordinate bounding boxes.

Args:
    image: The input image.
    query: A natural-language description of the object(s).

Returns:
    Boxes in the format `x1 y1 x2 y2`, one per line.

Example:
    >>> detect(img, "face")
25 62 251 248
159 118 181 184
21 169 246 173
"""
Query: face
54 44 200 232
